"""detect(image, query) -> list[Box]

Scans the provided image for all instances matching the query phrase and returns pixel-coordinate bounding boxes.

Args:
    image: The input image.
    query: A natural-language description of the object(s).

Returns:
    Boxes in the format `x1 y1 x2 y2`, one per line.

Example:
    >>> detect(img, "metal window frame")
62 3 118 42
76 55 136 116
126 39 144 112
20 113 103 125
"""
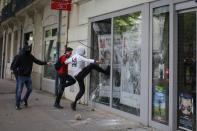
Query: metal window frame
149 0 197 131
149 0 171 130
88 3 150 124
175 1 197 131
88 0 197 130
42 25 57 81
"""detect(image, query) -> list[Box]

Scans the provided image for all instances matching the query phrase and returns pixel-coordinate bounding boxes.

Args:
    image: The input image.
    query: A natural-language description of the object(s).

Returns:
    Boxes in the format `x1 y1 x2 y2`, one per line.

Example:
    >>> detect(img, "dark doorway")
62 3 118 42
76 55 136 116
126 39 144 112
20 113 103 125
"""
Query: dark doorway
178 11 196 131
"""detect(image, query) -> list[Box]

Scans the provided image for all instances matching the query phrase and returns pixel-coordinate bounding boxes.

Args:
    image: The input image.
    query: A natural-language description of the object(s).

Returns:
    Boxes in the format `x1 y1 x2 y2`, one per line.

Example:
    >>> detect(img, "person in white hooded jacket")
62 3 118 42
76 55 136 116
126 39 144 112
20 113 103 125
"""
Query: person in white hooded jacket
65 46 110 111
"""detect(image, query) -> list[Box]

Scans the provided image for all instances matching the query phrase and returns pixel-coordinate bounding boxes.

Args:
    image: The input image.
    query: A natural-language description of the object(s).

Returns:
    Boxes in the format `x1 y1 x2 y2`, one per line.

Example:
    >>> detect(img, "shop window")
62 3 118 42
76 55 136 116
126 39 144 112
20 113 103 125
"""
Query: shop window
178 11 196 131
43 28 57 80
112 12 142 116
52 28 57 36
152 6 169 125
44 40 56 79
90 19 111 106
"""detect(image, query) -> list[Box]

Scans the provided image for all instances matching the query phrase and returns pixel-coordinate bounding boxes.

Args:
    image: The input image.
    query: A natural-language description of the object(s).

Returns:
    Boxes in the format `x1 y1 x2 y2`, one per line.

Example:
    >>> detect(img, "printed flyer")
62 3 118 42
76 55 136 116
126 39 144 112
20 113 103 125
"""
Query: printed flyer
178 93 193 131
152 83 168 124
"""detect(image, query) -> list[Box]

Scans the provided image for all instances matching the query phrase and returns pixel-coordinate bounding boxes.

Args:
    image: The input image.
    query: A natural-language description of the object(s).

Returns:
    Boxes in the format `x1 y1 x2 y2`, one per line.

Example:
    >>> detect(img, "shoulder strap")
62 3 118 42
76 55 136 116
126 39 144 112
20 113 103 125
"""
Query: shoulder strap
59 55 66 64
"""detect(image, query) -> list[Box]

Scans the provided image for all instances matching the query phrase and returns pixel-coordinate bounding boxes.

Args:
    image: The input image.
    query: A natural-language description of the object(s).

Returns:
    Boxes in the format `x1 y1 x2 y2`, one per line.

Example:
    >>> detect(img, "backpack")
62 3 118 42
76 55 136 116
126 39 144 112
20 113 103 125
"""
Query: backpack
54 58 62 70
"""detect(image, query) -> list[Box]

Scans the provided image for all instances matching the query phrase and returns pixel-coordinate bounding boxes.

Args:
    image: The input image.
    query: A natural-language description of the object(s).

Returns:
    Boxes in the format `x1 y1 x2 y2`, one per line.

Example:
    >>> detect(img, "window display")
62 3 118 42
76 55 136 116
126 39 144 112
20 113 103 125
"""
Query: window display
90 12 142 115
90 19 111 106
43 28 57 80
112 12 142 115
178 11 196 131
152 6 169 124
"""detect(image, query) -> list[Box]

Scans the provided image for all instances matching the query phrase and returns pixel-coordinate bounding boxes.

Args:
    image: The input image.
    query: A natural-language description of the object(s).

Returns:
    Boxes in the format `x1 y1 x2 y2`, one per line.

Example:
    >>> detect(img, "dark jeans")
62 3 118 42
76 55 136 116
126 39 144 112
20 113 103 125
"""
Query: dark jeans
13 73 18 99
16 76 32 107
55 74 76 105
74 63 108 104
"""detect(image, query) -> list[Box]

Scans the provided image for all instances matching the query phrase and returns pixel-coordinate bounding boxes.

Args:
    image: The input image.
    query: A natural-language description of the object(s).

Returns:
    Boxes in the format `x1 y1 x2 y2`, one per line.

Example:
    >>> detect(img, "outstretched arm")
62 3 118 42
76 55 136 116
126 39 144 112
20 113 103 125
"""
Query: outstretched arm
64 55 100 65
32 55 47 65
79 55 95 63
80 56 102 64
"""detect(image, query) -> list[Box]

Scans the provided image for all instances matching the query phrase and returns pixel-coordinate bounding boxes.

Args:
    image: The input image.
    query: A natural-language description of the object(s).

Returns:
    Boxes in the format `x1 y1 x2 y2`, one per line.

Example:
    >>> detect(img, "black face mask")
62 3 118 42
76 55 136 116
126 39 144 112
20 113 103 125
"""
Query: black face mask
23 45 32 55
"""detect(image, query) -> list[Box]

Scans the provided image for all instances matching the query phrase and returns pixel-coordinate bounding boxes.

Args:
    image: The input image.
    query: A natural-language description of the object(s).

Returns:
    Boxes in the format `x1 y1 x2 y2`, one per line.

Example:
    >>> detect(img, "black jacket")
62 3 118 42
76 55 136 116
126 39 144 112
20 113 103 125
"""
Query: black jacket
10 54 20 75
12 52 47 77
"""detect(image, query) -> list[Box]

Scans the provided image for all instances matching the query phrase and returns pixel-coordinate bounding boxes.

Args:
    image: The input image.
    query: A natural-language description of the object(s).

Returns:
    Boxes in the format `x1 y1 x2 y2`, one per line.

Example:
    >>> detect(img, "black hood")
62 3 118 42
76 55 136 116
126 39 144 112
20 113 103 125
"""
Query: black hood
22 44 32 55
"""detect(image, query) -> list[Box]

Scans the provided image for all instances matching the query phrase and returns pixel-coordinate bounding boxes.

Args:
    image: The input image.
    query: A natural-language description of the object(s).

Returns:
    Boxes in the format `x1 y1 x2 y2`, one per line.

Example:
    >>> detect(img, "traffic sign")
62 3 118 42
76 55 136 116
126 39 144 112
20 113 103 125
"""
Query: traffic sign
51 0 72 11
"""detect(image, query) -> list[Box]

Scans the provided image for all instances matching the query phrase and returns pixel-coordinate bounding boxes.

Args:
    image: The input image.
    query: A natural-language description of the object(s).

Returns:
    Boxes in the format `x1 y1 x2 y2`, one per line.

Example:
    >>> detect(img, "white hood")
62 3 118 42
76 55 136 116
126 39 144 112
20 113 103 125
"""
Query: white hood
76 46 85 56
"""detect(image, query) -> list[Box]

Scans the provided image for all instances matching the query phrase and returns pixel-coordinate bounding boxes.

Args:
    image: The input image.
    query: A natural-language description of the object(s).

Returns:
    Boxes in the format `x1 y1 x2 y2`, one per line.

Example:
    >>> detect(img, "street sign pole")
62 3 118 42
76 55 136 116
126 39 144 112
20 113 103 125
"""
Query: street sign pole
55 10 62 96
51 0 72 96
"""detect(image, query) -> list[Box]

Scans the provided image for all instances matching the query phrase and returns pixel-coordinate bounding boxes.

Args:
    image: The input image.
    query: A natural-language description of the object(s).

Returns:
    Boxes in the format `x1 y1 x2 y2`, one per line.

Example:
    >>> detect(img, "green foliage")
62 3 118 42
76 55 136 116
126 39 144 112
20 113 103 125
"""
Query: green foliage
114 12 141 34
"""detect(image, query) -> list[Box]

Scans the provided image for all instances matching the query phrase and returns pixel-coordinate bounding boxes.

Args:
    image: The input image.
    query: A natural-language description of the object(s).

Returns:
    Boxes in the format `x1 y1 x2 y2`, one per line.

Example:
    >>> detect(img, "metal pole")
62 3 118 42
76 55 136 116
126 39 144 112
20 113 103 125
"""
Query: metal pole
55 10 62 96
2 31 6 79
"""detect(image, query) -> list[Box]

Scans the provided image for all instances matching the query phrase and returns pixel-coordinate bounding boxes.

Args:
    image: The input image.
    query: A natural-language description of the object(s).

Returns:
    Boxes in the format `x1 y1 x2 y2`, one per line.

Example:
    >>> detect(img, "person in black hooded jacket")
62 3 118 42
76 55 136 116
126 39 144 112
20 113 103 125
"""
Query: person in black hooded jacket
13 44 51 110
10 49 22 99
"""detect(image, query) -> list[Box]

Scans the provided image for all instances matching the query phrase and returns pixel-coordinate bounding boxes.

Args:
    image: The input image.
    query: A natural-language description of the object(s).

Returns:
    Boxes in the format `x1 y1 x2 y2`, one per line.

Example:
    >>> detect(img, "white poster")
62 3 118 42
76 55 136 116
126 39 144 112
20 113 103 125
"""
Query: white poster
97 34 111 97
113 34 123 99
120 24 141 108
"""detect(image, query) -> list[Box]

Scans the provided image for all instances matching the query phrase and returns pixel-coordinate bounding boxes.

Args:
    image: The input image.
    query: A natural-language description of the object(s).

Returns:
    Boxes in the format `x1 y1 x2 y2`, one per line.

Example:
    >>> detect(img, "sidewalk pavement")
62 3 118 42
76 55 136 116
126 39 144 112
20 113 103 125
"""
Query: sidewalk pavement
0 79 156 131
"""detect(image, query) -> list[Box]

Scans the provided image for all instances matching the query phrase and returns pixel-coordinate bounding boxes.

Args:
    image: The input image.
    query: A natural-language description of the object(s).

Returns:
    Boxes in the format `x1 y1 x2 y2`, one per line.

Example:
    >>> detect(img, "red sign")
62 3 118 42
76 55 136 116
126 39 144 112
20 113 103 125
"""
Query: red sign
51 0 72 11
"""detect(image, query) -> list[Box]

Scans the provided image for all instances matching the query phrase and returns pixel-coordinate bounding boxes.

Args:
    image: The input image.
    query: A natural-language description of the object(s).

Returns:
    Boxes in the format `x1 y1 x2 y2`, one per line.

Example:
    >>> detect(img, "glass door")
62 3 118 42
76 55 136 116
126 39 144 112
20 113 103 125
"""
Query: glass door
89 4 149 124
177 10 196 131
149 2 170 130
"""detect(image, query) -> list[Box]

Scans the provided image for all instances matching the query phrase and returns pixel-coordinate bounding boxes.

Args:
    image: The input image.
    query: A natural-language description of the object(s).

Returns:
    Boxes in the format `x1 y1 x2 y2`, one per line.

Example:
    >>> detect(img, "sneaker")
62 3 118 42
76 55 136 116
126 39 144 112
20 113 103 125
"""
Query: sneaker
16 106 21 110
105 65 110 75
54 104 64 109
71 102 76 111
21 99 28 107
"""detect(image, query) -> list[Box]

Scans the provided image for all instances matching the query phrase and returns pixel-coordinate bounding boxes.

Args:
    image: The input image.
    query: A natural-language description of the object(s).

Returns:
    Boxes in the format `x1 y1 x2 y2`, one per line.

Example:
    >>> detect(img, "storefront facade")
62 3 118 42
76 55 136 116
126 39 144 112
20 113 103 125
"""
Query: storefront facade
0 0 197 130
0 0 71 94
81 0 197 130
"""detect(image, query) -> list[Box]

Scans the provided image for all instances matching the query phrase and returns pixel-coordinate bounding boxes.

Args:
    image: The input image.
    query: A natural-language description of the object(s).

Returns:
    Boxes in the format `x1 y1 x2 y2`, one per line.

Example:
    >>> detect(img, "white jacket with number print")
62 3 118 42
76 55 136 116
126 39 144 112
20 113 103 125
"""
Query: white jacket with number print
64 46 95 76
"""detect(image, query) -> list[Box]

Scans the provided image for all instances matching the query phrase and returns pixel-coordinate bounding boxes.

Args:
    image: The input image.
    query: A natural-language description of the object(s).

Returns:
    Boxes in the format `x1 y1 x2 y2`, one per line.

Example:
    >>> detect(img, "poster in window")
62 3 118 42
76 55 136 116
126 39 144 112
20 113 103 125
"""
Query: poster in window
113 34 122 99
113 34 122 65
120 31 141 108
97 35 111 97
178 93 193 131
152 83 168 124
98 35 111 65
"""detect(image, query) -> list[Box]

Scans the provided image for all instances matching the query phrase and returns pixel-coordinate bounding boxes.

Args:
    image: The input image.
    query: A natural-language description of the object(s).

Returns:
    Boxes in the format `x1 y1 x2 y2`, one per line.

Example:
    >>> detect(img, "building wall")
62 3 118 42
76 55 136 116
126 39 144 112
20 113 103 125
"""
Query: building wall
40 3 80 97
31 8 45 90
1 0 196 130
64 0 156 104
41 3 58 93
0 0 157 101
4 29 12 79
0 0 156 98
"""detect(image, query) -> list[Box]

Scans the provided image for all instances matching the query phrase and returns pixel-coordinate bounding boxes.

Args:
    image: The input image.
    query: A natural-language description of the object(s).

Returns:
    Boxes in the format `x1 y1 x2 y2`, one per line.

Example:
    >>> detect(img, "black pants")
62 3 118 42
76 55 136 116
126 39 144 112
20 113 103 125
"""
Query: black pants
55 74 76 105
74 63 108 104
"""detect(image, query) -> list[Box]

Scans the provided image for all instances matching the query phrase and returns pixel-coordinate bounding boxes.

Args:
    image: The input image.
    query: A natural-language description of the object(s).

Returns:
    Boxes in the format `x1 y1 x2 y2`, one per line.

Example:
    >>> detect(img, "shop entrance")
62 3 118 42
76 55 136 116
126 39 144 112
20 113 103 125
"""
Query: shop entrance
177 10 196 131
